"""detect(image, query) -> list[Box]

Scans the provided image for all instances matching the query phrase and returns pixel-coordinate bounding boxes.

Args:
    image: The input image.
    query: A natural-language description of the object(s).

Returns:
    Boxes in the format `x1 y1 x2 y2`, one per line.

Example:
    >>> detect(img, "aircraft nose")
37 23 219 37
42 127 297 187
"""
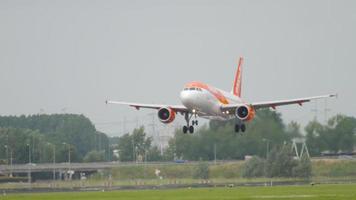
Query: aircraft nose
180 90 189 103
180 90 198 109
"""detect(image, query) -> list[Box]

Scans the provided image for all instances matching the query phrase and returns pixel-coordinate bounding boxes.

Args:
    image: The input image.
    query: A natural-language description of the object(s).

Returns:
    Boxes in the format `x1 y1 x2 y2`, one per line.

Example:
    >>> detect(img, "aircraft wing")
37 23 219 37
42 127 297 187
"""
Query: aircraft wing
106 100 189 113
221 94 337 111
251 94 337 109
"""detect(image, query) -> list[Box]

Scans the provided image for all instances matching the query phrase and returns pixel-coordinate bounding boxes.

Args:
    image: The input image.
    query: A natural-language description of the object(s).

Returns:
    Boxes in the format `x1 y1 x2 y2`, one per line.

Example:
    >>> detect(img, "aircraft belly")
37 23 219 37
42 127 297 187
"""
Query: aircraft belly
180 90 231 121
196 93 229 120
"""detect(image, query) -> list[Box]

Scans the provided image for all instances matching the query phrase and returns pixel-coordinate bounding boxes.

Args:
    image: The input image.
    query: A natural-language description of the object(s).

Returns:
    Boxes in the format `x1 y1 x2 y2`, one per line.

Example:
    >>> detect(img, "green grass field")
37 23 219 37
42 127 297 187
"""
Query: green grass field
2 184 356 200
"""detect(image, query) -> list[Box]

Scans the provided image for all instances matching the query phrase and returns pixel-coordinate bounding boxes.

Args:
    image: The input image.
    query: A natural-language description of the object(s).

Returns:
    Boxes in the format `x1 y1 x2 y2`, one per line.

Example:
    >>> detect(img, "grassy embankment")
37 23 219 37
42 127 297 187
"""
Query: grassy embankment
0 159 355 189
107 159 356 180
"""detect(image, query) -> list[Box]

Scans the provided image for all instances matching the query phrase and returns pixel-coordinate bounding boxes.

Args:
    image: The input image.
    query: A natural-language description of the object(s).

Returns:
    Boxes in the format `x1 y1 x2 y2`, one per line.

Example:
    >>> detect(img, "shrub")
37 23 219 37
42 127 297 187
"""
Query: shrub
241 156 265 178
265 145 297 177
194 162 209 179
83 150 106 162
292 154 312 178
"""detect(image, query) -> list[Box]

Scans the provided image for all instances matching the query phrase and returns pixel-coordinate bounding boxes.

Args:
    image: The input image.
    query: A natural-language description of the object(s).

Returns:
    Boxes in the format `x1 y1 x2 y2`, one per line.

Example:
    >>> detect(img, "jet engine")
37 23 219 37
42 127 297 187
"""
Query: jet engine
235 105 255 121
157 107 176 124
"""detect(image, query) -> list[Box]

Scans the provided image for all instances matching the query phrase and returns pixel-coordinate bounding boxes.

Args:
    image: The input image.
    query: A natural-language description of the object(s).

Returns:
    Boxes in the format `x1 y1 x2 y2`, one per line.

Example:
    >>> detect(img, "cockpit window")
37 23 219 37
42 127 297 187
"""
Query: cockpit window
184 87 203 91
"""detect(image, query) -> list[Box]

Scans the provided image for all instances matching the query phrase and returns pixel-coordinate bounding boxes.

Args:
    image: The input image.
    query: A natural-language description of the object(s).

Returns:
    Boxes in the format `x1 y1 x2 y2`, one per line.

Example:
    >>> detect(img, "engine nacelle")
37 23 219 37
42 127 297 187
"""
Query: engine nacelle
235 105 255 121
157 107 176 124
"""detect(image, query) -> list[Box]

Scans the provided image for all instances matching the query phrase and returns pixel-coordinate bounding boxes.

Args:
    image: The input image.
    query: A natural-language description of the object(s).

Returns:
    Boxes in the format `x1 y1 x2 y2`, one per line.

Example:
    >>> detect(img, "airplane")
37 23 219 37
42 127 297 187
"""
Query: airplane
106 57 336 134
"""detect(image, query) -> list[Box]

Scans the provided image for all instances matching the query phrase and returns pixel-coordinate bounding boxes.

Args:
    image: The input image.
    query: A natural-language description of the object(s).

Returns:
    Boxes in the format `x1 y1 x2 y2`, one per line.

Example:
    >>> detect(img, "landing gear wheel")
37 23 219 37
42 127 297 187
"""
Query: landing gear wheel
235 124 240 133
241 124 246 132
183 113 198 134
189 126 194 134
183 126 188 134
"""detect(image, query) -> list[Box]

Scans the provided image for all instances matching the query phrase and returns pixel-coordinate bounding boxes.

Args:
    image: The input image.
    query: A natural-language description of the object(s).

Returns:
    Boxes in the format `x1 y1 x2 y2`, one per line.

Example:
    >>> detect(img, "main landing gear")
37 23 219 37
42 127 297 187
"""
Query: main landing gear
183 113 198 134
235 123 246 133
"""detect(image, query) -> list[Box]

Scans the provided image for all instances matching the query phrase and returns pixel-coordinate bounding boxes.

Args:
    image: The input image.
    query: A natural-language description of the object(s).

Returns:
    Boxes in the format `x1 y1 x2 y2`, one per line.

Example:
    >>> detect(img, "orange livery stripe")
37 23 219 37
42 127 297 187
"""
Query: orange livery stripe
185 81 229 104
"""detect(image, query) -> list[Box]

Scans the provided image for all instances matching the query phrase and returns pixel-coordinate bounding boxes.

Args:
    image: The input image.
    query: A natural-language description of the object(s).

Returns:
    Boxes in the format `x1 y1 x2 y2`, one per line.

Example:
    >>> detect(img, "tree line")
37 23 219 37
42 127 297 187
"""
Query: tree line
117 109 356 162
1 109 355 165
0 114 110 164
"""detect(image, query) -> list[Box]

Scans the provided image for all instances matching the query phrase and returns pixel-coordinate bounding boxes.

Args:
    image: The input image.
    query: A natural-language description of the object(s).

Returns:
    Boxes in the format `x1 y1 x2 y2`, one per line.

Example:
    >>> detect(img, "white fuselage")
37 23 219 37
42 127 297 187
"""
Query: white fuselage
180 84 243 120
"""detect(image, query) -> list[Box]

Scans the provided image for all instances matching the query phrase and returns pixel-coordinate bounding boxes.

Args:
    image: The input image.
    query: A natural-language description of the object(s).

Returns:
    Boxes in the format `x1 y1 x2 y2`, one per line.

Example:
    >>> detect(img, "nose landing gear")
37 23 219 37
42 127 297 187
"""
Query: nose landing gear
183 112 198 134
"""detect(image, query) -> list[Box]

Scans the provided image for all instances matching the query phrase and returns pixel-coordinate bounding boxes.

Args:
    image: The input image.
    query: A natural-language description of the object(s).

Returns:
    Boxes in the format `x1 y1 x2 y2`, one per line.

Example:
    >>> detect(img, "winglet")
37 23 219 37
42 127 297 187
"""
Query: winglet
330 93 338 98
232 56 243 97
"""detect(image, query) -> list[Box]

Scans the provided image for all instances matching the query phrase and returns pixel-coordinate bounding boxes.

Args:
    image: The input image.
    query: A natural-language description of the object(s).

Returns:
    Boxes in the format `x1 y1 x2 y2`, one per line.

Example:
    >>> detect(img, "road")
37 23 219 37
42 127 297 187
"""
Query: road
0 161 227 174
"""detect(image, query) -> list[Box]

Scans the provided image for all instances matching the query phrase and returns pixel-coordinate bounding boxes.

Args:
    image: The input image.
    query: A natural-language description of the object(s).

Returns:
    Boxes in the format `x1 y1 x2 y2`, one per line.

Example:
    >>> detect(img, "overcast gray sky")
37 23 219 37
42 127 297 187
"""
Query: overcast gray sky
0 0 355 137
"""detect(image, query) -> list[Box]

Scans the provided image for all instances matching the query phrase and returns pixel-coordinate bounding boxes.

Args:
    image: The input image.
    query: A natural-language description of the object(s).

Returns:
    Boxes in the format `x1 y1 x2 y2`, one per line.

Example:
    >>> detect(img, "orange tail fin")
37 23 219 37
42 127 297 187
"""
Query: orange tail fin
232 57 243 97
